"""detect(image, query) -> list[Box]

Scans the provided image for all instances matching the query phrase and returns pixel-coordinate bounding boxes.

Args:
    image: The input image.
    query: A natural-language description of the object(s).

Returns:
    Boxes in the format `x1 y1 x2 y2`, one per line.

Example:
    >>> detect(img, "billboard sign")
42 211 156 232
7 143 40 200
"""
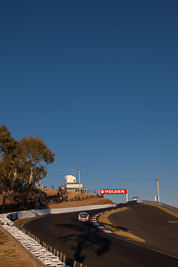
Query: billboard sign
99 189 128 194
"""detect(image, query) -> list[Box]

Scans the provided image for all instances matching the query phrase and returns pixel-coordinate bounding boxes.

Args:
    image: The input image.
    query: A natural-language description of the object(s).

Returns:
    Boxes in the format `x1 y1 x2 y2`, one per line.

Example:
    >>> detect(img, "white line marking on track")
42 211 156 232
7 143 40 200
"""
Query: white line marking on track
90 211 178 260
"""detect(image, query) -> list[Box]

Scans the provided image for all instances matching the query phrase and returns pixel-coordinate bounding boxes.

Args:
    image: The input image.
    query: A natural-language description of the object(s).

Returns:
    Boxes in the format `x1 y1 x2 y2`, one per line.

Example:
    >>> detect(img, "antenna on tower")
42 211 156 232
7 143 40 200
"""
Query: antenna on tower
67 169 75 176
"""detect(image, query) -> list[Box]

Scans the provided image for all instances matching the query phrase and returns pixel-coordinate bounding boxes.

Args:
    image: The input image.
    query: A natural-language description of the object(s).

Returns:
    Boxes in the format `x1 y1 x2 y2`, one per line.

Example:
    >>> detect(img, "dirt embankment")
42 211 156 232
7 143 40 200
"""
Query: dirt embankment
0 188 112 213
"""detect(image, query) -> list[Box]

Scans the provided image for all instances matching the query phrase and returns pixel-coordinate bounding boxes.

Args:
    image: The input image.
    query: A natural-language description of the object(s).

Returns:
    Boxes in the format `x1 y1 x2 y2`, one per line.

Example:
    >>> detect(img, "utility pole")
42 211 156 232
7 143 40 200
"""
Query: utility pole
77 167 81 193
156 177 160 201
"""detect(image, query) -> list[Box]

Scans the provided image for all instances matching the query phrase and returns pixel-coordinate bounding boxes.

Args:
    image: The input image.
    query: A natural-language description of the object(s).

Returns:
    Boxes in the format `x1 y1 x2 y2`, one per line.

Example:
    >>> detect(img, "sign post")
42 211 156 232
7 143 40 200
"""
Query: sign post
126 189 128 202
99 189 128 202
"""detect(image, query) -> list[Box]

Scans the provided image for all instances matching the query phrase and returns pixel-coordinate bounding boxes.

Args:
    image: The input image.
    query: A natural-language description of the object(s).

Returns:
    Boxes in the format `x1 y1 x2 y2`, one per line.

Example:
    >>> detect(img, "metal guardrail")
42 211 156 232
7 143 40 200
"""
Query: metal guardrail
137 200 178 213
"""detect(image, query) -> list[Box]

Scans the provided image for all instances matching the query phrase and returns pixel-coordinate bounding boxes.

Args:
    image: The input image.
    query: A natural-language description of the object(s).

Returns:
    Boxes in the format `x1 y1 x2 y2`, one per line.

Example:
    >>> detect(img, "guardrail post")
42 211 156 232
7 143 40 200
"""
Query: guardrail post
60 253 63 261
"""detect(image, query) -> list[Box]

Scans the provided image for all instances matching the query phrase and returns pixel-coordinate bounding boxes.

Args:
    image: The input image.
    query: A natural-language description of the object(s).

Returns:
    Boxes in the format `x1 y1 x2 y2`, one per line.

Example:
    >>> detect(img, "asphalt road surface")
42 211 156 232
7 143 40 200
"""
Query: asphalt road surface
109 203 178 257
23 203 178 267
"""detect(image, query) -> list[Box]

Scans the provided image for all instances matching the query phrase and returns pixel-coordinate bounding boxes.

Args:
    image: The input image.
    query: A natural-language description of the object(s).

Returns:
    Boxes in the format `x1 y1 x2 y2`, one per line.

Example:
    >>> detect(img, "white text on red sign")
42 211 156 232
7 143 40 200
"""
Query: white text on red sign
99 189 128 194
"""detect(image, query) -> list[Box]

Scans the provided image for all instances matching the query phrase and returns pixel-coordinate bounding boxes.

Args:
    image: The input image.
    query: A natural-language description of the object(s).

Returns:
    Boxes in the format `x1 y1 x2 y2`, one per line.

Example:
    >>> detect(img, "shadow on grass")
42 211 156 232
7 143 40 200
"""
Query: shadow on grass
0 192 66 214
101 222 128 233
100 222 145 243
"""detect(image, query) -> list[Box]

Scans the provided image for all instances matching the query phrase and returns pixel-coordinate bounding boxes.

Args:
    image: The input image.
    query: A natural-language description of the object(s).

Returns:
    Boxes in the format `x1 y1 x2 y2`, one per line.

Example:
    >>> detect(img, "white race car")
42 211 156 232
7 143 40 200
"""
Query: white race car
109 203 117 208
78 212 89 222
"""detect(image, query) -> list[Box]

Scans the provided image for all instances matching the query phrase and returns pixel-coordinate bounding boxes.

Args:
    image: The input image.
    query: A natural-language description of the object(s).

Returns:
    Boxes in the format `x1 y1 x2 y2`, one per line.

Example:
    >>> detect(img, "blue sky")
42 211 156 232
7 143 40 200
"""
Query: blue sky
1 1 178 205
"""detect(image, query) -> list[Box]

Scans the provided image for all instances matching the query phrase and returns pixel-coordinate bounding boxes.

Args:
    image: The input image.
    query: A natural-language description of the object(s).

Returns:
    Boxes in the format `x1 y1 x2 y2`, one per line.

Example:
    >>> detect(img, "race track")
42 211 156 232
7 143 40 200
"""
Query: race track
108 203 178 257
23 203 178 267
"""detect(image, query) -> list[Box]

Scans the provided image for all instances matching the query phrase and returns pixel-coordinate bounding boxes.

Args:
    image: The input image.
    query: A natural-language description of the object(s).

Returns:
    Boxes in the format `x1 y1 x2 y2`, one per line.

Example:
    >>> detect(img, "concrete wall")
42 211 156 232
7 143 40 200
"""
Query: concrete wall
7 204 111 221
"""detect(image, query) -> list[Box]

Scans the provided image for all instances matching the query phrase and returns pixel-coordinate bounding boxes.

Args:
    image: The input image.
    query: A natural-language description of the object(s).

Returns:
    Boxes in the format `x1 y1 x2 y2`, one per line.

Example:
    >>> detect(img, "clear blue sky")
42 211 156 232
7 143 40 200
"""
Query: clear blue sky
1 1 178 205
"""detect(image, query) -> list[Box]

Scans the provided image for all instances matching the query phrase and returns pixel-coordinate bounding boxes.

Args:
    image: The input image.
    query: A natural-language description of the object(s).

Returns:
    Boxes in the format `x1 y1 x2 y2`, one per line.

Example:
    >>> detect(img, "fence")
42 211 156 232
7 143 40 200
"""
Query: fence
137 200 178 213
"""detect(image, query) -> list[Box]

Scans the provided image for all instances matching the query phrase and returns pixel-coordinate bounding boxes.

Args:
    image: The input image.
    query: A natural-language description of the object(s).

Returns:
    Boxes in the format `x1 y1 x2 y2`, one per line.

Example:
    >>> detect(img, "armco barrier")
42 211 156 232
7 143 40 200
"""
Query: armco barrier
137 200 178 213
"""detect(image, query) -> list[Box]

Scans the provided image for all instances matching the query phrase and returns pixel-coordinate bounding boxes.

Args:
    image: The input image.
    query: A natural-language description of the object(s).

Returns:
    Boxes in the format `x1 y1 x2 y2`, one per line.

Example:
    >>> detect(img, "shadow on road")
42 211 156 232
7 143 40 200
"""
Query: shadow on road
55 222 111 263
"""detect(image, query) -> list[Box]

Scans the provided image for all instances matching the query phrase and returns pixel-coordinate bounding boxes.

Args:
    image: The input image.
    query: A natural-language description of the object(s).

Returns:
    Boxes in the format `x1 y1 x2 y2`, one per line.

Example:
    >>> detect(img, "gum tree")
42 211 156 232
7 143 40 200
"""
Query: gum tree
0 125 21 212
19 135 55 208
0 125 55 212
20 135 55 185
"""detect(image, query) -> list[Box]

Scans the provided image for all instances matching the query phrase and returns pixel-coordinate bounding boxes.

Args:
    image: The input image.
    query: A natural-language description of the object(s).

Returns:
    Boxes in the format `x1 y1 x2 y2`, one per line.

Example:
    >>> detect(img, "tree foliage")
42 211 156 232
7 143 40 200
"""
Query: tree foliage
0 125 22 212
20 135 55 185
0 125 55 212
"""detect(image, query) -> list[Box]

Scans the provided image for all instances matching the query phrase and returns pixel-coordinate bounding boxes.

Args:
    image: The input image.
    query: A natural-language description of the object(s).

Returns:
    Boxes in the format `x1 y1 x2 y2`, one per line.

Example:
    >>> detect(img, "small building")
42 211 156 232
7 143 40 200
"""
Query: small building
65 175 88 193
131 196 138 201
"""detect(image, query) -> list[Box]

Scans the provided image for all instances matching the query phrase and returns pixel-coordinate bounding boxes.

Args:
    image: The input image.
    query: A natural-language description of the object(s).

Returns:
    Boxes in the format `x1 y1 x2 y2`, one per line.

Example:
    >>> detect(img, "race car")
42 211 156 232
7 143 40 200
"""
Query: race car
109 202 117 208
78 212 89 221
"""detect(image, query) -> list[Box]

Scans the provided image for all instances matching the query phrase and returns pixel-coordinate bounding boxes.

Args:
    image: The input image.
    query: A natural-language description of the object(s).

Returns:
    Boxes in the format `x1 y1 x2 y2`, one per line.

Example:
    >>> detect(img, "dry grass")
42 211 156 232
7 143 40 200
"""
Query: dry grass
0 231 33 267
98 208 145 243
144 204 178 218
0 188 112 212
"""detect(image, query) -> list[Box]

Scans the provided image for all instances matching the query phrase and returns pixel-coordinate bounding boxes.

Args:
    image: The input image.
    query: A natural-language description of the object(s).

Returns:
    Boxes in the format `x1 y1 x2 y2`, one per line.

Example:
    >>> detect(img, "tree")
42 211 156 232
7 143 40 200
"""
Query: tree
0 125 22 212
0 125 55 212
20 135 55 185
20 135 55 209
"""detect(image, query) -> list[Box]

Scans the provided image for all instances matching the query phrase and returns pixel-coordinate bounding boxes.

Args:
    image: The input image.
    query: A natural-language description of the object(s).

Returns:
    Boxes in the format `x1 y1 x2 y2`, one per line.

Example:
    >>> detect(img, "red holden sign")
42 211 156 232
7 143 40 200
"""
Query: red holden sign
99 189 128 194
